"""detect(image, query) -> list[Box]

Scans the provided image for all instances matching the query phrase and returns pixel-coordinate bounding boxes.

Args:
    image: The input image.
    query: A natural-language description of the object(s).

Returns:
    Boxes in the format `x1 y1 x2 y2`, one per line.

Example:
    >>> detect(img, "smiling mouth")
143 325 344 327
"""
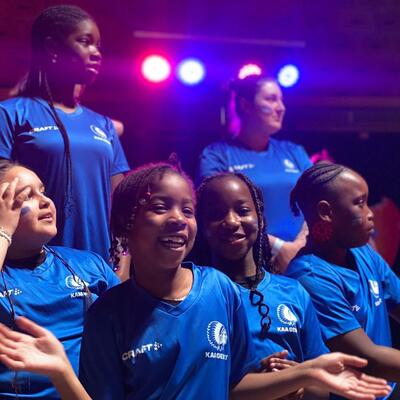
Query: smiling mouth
39 213 54 222
159 236 187 250
220 234 246 244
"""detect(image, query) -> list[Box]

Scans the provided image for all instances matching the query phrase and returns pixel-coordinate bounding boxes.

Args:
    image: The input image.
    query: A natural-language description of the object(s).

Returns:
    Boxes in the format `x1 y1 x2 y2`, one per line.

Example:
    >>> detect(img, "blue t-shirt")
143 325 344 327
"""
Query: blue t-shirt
237 271 328 363
79 263 258 400
286 245 400 399
0 246 120 399
196 138 312 241
0 96 130 261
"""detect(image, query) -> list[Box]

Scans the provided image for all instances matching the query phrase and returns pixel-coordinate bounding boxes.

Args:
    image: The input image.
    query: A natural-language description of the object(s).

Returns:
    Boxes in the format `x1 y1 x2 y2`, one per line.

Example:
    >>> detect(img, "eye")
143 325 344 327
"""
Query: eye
78 37 91 46
152 204 167 214
183 207 194 217
238 207 252 216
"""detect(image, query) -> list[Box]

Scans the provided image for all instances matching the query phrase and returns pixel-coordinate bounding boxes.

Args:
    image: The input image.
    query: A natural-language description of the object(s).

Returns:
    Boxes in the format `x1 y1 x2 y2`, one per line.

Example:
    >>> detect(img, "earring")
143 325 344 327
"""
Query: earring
310 220 333 242
120 236 129 256
138 191 151 205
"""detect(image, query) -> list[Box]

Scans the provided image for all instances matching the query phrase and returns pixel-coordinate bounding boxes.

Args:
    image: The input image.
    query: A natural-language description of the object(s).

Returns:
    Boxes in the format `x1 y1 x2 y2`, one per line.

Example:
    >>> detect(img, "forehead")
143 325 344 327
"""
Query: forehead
206 176 253 203
151 172 194 200
256 80 282 97
3 167 42 186
68 18 100 38
334 170 368 194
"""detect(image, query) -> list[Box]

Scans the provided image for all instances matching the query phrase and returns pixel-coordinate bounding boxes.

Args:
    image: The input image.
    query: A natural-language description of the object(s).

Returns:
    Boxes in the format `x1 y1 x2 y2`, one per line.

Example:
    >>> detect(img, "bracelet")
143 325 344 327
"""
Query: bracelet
0 227 12 247
271 238 284 256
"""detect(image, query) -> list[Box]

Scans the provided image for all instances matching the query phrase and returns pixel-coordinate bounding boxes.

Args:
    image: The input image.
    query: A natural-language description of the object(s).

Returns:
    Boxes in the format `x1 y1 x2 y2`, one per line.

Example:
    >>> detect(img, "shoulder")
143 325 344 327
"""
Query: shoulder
80 106 114 130
200 139 236 155
270 273 310 299
286 253 315 278
0 96 36 113
270 138 309 157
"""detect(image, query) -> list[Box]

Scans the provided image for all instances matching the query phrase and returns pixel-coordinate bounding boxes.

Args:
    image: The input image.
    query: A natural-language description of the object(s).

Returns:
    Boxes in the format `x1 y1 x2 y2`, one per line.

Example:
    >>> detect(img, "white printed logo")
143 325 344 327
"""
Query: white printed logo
90 125 111 144
228 163 255 172
122 342 163 361
0 288 22 298
207 321 228 351
368 280 380 299
277 304 297 326
30 126 59 133
283 159 299 173
65 275 88 290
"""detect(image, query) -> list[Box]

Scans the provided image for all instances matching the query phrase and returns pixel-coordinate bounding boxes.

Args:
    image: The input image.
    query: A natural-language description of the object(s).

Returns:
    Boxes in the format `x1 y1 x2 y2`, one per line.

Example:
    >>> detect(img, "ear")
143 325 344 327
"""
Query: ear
238 97 253 116
43 36 60 60
316 200 333 222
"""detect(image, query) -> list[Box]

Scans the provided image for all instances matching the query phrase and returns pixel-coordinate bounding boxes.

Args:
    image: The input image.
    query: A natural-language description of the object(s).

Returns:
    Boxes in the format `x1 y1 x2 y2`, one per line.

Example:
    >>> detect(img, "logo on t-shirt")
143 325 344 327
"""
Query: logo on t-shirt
90 125 111 145
0 288 22 298
65 275 88 290
368 280 382 306
30 125 59 133
283 159 300 173
205 321 229 361
228 163 255 172
121 341 163 362
276 304 298 333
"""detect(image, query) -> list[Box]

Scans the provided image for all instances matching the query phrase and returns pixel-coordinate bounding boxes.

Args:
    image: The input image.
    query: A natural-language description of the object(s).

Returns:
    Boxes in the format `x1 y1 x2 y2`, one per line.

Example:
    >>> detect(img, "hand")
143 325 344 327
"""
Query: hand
273 239 305 274
309 353 391 400
260 350 304 400
0 178 30 236
0 316 69 380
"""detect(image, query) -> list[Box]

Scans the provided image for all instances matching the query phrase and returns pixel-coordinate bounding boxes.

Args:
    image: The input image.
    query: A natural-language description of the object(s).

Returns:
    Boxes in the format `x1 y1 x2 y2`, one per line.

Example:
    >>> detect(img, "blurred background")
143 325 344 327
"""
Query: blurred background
1 0 399 264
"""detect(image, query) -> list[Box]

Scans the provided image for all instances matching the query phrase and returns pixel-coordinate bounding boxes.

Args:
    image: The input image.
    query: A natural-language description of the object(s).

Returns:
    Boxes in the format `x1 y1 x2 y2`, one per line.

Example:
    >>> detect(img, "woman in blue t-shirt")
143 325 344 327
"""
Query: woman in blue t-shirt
0 5 129 262
287 162 400 399
197 75 311 273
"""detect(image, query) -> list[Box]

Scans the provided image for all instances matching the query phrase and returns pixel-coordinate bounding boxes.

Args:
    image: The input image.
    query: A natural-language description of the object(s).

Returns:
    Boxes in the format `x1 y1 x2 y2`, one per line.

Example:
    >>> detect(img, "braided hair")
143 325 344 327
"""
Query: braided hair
110 160 195 274
290 162 347 220
195 172 272 337
21 5 95 224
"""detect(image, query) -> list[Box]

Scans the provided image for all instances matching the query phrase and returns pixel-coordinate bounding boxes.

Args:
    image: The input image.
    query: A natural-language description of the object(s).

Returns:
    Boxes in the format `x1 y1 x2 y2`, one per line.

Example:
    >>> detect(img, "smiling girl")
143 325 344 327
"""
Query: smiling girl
0 5 129 261
0 160 119 398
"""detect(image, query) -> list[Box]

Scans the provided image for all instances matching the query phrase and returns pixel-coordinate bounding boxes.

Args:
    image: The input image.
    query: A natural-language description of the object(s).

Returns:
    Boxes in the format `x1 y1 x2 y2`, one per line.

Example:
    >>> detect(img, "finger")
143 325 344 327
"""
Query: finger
3 178 18 201
13 187 30 210
0 323 27 342
359 372 388 385
15 317 51 339
0 354 27 371
338 353 368 368
0 182 10 199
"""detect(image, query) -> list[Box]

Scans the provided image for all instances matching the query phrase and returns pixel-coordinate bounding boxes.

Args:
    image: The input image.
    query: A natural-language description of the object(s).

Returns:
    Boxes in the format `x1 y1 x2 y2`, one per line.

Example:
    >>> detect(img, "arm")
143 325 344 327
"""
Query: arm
231 352 390 400
0 317 90 400
327 327 400 381
269 223 308 274
111 173 124 192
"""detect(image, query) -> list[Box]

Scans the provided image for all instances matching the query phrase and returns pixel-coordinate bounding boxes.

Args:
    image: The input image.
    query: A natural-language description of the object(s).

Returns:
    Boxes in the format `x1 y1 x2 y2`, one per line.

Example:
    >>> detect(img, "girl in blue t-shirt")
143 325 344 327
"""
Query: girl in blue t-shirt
194 171 329 398
0 161 391 400
287 162 400 399
0 160 119 398
197 75 312 273
0 5 129 262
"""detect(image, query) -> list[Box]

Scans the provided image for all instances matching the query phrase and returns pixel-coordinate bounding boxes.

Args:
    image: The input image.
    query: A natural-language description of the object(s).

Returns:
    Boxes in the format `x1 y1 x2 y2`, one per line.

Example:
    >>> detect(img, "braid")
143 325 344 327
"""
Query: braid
110 161 194 273
196 172 272 336
290 162 347 218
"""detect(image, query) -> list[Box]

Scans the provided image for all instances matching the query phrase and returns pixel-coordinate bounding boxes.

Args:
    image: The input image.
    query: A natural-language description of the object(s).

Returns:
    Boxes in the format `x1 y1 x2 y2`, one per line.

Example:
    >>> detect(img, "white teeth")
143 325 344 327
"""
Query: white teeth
159 237 185 245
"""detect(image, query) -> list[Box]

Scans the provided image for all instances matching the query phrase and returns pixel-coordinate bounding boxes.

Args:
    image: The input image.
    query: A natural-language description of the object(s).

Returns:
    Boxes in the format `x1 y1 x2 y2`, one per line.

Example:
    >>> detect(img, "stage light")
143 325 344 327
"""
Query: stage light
177 58 205 85
141 55 171 83
277 64 299 87
238 64 262 79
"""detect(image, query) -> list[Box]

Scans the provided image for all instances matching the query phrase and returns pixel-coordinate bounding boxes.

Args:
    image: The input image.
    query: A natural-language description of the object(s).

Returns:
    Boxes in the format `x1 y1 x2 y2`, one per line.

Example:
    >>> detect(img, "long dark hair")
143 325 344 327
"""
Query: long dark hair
21 5 95 224
195 172 273 337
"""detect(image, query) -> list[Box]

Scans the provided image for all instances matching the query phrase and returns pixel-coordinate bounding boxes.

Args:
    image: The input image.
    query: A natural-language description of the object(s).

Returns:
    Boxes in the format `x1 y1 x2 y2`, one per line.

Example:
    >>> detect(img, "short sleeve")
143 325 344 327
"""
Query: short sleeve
0 104 15 159
229 285 259 386
87 250 120 292
298 285 329 359
371 247 400 311
296 272 361 341
196 143 228 185
291 143 312 172
106 118 129 176
79 299 125 399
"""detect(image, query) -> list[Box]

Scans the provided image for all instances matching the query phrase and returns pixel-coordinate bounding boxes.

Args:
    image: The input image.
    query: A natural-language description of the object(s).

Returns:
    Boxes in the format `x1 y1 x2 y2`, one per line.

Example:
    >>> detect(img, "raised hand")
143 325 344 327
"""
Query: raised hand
0 178 30 237
310 353 391 400
0 316 68 379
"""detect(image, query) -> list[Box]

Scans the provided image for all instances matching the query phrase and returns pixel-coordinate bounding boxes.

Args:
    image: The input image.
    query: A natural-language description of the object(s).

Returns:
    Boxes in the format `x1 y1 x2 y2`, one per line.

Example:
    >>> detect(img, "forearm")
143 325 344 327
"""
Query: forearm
361 344 400 381
0 237 9 271
51 365 91 400
303 386 329 400
230 363 312 400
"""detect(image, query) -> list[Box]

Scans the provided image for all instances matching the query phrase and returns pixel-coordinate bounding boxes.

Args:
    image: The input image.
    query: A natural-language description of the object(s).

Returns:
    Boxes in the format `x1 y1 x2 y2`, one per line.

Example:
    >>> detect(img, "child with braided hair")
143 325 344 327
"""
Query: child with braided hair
0 162 392 400
287 163 400 399
194 172 329 398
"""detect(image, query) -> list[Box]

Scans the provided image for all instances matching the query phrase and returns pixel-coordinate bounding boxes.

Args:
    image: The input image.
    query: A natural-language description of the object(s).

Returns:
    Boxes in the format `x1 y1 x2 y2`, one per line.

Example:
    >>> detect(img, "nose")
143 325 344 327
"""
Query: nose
90 45 102 62
221 211 240 230
167 208 187 230
367 206 374 221
277 99 285 113
39 193 51 208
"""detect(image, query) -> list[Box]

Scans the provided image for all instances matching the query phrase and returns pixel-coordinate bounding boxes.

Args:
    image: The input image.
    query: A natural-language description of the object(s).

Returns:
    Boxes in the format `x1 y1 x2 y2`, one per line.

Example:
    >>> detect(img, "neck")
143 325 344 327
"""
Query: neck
237 122 271 151
6 246 45 266
307 240 349 268
134 263 193 300
42 72 77 110
213 251 258 282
